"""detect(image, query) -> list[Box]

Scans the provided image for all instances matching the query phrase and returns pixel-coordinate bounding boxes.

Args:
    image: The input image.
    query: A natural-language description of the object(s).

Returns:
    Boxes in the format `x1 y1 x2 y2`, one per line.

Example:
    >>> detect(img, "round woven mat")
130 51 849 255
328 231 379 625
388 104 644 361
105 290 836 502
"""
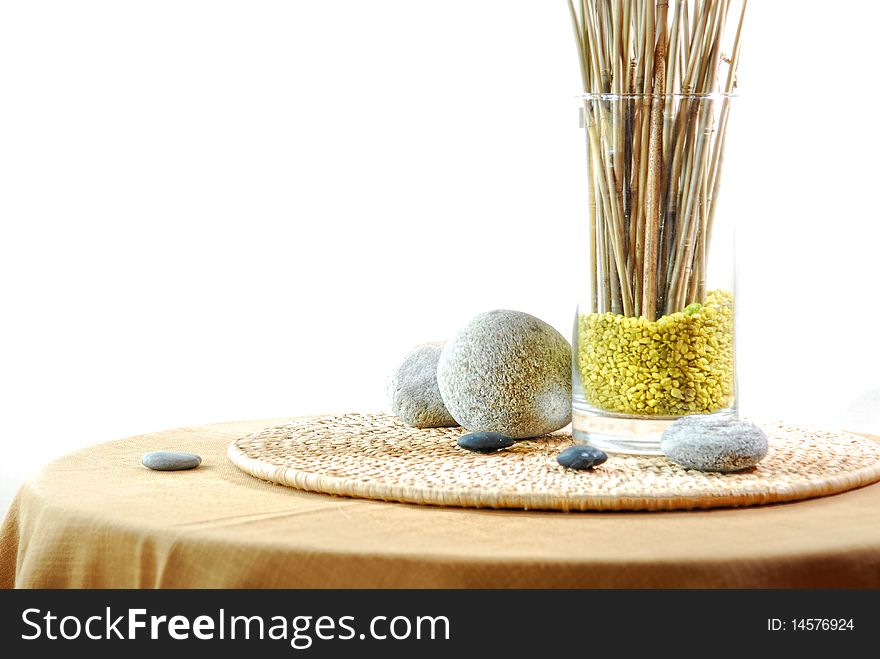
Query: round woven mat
227 413 880 511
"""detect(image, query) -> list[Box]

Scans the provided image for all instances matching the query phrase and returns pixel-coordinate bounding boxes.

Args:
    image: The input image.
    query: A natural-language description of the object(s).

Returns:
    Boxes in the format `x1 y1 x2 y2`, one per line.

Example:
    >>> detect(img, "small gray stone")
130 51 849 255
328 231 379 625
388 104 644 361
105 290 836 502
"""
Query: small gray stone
660 416 768 472
437 310 572 439
388 343 457 428
141 451 202 471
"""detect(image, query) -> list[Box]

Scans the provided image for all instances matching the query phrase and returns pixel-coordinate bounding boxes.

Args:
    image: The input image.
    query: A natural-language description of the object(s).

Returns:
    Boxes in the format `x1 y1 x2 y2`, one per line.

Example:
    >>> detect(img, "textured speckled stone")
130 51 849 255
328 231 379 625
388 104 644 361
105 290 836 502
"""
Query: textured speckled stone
661 416 768 472
437 310 572 439
141 451 202 471
388 342 457 428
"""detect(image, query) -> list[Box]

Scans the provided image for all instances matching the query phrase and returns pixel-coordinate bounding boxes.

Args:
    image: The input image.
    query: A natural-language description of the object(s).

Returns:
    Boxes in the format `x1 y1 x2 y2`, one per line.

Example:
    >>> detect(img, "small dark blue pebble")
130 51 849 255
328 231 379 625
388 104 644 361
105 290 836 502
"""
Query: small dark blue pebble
457 431 516 453
557 445 607 470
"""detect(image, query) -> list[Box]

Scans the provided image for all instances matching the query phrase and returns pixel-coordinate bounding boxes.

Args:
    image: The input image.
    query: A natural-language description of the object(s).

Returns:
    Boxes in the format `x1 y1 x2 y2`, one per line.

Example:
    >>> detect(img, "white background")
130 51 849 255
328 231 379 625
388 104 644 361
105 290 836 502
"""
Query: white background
2 1 879 515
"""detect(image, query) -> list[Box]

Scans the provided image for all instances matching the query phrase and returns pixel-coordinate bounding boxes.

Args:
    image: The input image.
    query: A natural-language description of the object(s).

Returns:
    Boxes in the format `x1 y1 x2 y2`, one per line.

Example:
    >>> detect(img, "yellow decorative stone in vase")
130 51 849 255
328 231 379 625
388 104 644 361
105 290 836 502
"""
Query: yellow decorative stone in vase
577 289 734 417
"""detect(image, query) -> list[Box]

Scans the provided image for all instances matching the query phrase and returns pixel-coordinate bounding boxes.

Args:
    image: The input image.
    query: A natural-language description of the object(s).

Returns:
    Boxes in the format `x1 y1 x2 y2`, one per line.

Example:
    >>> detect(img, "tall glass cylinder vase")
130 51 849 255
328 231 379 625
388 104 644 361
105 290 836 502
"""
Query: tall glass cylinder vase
572 93 737 455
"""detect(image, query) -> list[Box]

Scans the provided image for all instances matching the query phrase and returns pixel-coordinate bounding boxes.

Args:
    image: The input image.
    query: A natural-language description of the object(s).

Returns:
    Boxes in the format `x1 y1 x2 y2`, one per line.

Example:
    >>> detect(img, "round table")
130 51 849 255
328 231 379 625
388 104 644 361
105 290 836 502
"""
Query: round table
3 417 880 588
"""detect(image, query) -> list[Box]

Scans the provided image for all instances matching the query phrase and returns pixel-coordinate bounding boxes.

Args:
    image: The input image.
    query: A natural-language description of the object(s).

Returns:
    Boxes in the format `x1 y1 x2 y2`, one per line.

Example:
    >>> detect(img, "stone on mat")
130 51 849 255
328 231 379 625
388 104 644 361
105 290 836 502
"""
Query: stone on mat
556 445 608 470
437 310 572 439
660 416 768 472
388 342 457 428
457 431 516 453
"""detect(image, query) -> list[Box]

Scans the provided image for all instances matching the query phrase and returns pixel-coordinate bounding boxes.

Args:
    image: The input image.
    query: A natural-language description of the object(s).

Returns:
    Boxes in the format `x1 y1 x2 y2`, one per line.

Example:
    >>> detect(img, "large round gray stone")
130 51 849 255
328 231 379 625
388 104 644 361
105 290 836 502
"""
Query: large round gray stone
436 310 572 439
660 416 768 472
388 343 457 428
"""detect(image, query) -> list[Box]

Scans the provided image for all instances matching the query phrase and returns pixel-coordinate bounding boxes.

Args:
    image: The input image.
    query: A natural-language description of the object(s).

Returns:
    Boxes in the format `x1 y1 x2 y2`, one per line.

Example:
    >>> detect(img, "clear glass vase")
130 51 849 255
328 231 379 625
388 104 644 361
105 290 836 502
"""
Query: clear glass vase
572 93 737 454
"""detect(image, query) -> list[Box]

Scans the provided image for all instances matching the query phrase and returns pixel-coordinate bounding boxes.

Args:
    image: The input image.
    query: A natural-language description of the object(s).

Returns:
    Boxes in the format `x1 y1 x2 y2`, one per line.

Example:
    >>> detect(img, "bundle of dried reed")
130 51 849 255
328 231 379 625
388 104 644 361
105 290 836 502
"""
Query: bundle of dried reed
567 0 746 319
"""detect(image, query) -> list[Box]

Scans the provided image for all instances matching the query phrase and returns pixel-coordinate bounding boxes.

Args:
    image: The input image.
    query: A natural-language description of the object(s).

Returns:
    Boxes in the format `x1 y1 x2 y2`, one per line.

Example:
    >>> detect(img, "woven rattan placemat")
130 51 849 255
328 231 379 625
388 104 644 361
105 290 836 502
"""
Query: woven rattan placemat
227 413 880 511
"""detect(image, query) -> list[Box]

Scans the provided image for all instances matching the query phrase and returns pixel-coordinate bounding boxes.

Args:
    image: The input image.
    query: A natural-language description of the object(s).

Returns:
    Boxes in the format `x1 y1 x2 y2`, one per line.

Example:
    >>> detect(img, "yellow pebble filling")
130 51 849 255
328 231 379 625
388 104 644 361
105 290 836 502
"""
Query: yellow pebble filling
577 289 735 416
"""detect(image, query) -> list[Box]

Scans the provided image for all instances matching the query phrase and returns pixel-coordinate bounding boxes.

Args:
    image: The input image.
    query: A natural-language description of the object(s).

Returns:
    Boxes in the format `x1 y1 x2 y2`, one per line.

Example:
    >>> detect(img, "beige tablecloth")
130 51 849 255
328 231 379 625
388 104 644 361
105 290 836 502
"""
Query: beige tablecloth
3 418 880 588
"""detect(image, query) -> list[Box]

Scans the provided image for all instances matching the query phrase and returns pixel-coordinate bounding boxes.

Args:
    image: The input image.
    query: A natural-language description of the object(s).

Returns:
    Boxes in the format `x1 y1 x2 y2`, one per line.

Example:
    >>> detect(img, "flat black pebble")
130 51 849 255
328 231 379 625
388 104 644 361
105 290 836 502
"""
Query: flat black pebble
141 451 202 471
457 431 515 453
557 445 607 470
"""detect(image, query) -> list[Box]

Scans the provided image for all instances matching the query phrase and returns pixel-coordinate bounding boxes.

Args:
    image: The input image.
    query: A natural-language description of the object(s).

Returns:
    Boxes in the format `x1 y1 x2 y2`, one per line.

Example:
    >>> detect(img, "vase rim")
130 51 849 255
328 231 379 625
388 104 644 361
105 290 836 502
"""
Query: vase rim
579 91 737 101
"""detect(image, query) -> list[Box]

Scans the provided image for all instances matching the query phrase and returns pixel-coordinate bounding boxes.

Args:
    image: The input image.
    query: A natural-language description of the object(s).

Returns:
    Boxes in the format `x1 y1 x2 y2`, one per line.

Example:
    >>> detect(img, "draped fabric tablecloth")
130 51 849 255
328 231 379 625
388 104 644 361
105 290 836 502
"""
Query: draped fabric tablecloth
3 417 880 588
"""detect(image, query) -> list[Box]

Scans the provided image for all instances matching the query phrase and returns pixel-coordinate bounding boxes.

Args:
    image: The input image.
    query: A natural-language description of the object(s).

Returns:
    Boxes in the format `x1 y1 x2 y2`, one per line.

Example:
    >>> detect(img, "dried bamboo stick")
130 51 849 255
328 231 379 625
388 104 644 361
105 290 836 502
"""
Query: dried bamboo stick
596 183 612 309
587 125 599 313
706 0 746 245
608 234 622 313
663 1 684 162
587 114 633 315
641 1 669 320
568 0 591 91
663 0 720 312
681 0 690 66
